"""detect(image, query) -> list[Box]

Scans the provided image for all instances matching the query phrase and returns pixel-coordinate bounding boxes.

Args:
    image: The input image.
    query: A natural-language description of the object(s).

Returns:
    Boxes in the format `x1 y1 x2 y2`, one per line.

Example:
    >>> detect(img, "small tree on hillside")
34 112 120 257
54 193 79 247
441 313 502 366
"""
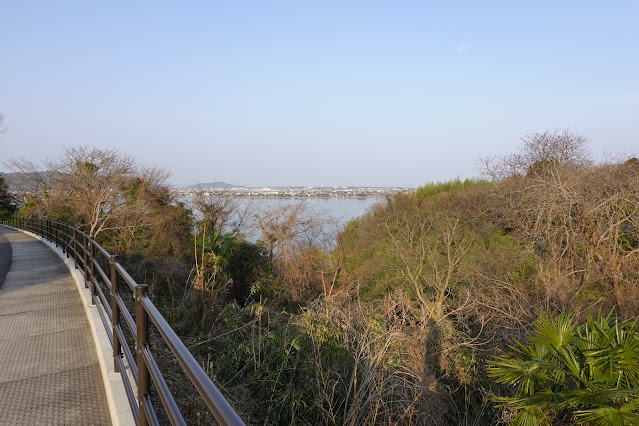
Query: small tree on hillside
254 202 338 302
479 130 591 181
5 146 170 238
192 189 252 236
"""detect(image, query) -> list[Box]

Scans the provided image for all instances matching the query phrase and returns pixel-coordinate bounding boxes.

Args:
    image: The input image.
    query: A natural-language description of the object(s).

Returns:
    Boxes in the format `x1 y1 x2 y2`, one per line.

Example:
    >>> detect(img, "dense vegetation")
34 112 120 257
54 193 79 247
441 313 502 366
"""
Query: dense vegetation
0 176 17 218
3 131 638 425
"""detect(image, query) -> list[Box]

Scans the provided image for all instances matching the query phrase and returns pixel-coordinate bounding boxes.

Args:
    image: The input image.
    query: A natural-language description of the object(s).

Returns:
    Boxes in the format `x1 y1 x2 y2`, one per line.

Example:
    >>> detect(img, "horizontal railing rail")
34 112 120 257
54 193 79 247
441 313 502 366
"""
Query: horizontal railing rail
1 216 245 426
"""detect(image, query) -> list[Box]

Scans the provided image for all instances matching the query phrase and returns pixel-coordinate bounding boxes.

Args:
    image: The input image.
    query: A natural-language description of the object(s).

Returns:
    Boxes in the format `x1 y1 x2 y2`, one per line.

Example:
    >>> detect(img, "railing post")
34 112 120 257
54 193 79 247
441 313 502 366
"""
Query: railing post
89 238 96 305
136 284 151 426
83 233 89 289
111 254 121 373
73 228 78 269
64 224 69 257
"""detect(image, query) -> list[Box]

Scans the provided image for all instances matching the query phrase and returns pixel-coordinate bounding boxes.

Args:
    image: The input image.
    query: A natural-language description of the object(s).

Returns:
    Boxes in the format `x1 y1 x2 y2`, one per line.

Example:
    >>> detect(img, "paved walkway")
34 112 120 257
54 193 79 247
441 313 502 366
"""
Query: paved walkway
0 226 111 425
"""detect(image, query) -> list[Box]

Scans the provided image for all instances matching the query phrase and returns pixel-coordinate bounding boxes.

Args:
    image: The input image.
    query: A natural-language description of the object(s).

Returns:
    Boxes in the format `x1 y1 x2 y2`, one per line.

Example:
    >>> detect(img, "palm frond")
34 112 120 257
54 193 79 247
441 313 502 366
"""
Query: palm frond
575 404 639 426
530 311 576 350
491 310 639 425
511 405 551 426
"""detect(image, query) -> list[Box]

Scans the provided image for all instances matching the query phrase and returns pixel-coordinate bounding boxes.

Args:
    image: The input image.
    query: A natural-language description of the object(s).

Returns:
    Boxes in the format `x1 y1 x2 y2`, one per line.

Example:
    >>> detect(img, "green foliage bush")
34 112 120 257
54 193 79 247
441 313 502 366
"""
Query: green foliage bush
489 310 639 425
413 178 491 200
0 177 17 218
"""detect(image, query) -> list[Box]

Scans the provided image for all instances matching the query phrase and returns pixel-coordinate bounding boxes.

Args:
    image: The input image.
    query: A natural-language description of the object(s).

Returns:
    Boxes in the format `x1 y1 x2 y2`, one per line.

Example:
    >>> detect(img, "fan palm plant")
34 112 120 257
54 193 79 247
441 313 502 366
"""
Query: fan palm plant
488 310 639 425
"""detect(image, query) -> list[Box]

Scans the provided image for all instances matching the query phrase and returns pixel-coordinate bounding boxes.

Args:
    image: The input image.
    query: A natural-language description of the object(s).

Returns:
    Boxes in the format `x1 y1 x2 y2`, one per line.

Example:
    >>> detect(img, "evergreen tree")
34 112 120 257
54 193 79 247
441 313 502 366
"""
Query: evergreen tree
0 176 17 218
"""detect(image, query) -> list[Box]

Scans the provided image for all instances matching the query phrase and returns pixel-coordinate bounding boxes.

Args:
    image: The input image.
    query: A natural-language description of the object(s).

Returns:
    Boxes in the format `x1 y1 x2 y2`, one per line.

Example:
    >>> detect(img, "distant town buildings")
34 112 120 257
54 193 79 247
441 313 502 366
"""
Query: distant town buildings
172 186 413 199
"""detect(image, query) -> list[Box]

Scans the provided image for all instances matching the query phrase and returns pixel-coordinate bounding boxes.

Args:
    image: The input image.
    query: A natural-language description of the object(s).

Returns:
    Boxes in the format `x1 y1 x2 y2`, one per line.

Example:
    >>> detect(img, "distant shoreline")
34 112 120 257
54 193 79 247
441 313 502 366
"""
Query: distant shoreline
172 186 413 200
179 194 388 199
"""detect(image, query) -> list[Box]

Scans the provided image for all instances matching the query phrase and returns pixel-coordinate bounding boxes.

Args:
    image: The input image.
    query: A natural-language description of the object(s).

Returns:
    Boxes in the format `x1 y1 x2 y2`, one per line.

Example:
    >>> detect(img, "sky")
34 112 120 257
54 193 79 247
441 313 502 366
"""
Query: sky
1 1 638 188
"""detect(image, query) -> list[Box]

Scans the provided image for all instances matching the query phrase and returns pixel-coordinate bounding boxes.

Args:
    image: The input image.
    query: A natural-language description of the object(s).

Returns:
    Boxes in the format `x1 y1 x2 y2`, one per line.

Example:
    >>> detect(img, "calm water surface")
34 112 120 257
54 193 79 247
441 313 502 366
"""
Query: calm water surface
184 197 385 241
238 197 384 227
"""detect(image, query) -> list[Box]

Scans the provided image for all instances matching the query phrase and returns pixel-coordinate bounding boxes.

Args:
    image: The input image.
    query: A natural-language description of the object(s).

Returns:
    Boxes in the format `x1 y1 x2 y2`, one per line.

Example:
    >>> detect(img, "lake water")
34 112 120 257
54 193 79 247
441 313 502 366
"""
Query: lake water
237 197 383 227
183 197 385 242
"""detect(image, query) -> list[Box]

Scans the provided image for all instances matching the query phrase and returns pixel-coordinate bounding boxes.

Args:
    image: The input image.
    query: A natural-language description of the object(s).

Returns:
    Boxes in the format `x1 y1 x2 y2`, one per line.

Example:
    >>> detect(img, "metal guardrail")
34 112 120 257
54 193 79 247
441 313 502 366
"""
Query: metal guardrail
1 216 245 426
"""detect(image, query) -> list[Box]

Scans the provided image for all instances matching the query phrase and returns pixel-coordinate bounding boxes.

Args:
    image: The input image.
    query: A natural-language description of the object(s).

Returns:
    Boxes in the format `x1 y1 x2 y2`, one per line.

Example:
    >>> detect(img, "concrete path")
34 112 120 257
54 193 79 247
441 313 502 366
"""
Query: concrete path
0 226 112 425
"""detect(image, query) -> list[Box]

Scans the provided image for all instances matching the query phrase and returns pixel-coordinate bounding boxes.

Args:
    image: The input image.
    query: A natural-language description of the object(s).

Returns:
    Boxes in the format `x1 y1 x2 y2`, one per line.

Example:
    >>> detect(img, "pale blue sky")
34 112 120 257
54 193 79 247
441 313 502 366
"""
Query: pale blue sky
2 1 637 187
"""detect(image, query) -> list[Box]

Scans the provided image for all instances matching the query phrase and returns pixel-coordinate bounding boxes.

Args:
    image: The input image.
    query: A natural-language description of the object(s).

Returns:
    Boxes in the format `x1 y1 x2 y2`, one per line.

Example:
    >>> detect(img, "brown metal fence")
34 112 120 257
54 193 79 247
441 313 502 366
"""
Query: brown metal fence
2 216 245 426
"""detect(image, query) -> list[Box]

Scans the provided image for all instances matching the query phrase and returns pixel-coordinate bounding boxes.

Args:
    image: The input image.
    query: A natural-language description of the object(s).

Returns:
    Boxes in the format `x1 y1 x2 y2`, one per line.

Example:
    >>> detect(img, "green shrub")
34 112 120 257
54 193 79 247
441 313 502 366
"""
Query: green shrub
489 310 639 425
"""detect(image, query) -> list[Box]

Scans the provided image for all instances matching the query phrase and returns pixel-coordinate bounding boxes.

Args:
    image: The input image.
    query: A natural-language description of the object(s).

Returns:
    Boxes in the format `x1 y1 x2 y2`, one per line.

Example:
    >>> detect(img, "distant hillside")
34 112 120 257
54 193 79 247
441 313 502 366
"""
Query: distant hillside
187 181 239 189
0 171 59 191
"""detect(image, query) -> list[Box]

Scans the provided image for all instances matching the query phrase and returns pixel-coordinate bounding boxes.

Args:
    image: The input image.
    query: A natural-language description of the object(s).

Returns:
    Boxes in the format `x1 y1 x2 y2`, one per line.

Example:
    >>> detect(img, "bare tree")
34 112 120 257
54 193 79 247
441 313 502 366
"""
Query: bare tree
253 201 338 301
479 130 591 181
5 146 170 238
254 201 336 260
383 213 471 322
481 132 639 313
191 189 252 235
